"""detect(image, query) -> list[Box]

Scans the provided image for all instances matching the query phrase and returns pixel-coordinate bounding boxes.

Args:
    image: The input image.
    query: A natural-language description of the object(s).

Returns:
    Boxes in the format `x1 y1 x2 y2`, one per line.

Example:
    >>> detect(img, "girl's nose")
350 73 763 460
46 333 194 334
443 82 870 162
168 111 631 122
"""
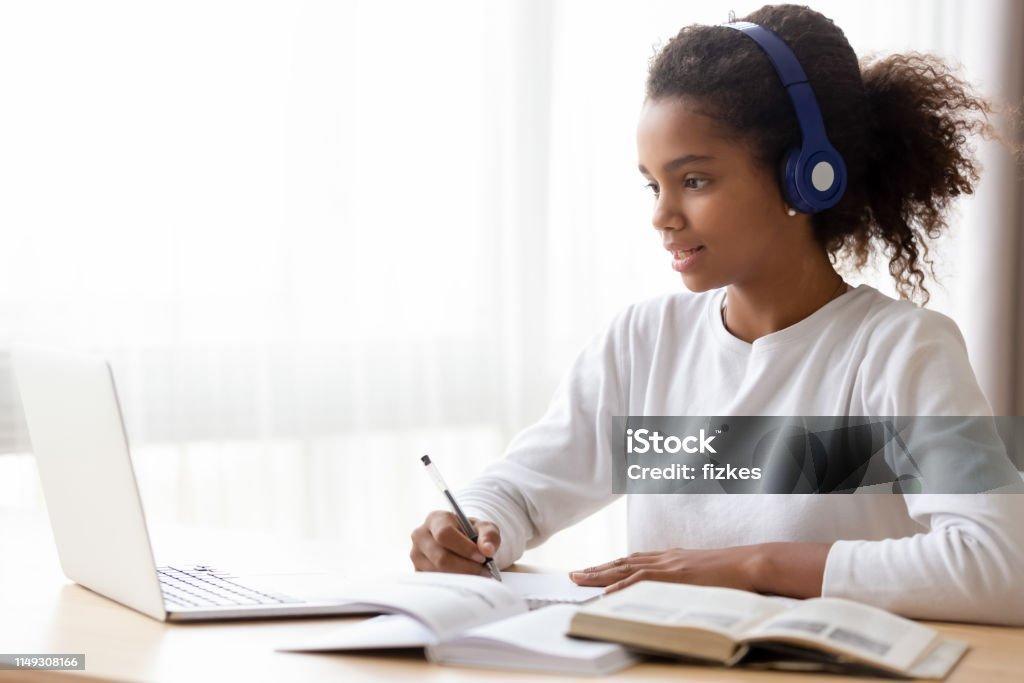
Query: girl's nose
652 198 683 232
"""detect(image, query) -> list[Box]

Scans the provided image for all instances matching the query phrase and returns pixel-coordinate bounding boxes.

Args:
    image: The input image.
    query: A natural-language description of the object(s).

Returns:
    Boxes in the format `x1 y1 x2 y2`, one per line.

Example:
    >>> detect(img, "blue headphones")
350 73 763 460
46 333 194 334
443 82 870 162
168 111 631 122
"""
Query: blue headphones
724 21 847 214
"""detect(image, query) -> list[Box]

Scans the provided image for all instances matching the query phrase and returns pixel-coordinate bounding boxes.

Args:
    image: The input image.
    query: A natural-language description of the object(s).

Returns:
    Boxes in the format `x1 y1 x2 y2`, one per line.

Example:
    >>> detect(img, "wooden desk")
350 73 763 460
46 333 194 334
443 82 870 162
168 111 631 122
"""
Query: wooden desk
1 509 1021 682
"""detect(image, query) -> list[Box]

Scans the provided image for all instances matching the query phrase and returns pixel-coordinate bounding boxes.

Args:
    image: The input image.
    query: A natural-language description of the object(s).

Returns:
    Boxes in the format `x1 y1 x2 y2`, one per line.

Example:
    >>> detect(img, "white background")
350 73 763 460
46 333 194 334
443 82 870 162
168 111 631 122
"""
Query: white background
1 0 1018 569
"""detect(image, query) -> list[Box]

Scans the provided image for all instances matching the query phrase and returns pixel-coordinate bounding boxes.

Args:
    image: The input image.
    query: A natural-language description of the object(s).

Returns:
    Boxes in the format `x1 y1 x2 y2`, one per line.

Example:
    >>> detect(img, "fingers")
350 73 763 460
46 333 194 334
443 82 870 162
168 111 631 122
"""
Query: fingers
570 553 665 586
471 518 501 558
570 564 632 587
430 512 486 561
605 569 672 593
409 511 497 576
576 553 661 574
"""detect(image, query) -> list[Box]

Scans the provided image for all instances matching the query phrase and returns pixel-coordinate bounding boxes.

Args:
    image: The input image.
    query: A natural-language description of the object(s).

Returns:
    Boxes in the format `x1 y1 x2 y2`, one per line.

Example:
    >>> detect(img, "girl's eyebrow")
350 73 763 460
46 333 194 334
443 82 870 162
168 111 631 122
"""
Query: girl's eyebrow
638 154 715 175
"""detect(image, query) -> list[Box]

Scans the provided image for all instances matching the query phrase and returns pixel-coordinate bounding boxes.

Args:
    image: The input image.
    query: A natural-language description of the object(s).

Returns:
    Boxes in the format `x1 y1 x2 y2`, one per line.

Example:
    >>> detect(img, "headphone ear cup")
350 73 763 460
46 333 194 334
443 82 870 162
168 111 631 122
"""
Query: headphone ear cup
779 148 808 214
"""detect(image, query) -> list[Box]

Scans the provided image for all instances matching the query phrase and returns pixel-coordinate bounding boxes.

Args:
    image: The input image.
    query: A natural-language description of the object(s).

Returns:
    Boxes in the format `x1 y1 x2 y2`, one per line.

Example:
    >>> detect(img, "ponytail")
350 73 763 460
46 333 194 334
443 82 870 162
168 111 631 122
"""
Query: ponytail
847 53 995 305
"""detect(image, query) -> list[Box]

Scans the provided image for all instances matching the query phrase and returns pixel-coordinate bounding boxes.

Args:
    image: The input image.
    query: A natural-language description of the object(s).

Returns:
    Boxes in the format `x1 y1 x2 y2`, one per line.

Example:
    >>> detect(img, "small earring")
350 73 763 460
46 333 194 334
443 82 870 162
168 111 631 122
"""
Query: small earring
786 206 797 217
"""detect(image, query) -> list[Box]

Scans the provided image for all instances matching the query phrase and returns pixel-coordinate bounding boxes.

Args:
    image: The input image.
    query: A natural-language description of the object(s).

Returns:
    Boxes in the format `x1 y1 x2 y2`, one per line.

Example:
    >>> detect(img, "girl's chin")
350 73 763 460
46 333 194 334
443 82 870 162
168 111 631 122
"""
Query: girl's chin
678 274 721 293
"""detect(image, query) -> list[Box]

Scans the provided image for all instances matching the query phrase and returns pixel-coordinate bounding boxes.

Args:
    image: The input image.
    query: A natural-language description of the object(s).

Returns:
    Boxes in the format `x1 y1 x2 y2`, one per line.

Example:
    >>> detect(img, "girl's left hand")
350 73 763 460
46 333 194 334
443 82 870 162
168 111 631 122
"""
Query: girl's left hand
569 546 763 594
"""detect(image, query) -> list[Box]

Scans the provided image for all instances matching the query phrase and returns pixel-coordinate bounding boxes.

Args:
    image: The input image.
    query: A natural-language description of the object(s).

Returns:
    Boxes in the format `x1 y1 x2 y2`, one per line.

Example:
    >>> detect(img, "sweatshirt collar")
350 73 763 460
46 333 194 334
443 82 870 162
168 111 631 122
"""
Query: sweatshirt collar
706 284 868 353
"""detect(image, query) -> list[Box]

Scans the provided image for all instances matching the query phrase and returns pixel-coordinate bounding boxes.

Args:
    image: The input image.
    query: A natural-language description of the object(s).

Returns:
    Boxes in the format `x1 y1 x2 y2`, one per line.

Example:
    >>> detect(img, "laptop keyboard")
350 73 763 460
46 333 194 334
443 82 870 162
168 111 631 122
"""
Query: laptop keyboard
157 565 304 609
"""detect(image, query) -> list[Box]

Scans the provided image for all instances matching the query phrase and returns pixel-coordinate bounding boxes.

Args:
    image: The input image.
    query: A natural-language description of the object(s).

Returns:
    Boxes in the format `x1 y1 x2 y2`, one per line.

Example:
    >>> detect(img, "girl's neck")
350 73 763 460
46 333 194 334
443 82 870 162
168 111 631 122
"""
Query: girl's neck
721 263 848 344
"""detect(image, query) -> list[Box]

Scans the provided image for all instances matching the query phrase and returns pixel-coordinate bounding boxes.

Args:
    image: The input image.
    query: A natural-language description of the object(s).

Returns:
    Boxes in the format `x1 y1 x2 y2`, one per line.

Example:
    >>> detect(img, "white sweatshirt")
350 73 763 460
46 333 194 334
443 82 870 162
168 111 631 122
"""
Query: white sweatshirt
459 284 1024 626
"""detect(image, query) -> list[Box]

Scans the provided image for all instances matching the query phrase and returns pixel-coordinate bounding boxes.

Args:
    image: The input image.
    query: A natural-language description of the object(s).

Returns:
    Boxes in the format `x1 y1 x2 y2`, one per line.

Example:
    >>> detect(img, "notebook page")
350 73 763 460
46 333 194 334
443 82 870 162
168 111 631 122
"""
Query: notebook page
281 614 439 651
427 604 638 674
500 573 604 608
276 573 528 652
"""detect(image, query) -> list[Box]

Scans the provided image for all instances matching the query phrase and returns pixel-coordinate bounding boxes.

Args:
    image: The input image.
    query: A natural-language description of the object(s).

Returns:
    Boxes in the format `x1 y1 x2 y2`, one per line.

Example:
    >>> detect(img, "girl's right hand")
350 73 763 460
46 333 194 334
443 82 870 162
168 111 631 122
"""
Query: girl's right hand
409 510 501 576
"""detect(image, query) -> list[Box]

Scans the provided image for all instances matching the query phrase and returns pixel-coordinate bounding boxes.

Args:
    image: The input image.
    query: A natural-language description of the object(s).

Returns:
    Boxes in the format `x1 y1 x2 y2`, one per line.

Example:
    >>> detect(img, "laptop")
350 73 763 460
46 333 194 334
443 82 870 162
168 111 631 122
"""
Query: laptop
12 343 366 622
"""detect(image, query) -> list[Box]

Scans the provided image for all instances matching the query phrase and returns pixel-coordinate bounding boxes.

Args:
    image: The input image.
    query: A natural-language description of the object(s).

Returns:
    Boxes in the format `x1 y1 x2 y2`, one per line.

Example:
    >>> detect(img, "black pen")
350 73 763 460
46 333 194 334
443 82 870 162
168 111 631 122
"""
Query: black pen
421 454 502 582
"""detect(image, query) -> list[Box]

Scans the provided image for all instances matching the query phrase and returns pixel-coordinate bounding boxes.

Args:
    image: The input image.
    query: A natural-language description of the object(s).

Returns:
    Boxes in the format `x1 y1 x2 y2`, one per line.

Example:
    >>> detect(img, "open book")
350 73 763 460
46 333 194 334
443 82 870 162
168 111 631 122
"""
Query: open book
568 582 968 679
278 572 636 675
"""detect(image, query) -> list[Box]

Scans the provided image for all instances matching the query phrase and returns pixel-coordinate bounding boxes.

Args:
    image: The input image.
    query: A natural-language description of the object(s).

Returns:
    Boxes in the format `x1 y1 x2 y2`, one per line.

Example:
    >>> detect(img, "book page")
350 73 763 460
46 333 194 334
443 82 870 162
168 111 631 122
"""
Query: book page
907 638 969 679
582 582 791 638
744 597 936 672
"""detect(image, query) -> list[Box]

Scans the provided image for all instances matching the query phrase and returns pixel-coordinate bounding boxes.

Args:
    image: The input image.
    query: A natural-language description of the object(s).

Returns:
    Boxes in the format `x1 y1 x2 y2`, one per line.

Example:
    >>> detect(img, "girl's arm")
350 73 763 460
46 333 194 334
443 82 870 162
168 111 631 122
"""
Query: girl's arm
456 304 635 569
827 308 1024 625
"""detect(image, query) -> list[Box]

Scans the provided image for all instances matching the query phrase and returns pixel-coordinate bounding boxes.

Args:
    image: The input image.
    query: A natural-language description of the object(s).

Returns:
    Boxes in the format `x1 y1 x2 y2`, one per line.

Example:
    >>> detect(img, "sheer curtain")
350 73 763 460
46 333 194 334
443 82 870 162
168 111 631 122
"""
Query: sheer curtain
1 1 1019 568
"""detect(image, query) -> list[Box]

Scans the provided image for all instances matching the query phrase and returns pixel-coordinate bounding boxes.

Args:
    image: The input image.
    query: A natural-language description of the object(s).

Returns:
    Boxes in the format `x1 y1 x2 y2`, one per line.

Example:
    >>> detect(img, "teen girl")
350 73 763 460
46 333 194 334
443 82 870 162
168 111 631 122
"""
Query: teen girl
410 4 1024 625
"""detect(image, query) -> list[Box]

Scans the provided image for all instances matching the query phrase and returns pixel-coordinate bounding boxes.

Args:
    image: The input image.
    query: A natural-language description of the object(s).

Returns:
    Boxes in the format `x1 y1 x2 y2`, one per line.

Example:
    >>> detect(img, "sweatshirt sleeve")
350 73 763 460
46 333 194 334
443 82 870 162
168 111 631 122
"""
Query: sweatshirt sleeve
823 308 1024 625
456 306 632 570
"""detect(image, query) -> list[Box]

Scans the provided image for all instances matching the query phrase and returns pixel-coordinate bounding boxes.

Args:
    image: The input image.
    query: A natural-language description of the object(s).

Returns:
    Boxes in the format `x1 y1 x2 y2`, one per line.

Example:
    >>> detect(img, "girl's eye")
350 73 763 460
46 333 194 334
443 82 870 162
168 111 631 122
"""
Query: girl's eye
643 178 707 197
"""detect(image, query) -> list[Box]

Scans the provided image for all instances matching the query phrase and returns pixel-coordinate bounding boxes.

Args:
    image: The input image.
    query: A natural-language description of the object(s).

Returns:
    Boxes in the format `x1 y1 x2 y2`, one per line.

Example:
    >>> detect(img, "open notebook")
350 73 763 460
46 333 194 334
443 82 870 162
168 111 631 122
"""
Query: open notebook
278 572 636 675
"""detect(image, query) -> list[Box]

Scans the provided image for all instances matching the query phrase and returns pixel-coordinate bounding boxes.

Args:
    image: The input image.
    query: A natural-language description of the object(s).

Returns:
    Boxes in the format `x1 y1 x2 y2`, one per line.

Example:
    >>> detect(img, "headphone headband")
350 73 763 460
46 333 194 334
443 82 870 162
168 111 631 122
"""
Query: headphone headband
725 21 808 86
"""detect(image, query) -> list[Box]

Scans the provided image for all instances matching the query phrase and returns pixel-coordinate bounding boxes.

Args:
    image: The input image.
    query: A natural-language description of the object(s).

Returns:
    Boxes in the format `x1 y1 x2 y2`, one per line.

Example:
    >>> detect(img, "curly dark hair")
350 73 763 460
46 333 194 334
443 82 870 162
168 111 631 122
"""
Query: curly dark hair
646 4 1004 305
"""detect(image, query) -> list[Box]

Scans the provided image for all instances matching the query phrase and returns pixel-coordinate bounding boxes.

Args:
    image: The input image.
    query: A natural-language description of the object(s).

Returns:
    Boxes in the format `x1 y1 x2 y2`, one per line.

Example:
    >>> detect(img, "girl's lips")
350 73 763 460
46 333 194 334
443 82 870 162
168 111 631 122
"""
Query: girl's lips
671 245 705 273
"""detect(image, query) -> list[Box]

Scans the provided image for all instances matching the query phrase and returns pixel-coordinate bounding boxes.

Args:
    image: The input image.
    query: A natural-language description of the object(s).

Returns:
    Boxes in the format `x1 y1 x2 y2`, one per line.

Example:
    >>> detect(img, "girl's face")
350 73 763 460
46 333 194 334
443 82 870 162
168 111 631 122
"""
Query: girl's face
637 97 800 292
